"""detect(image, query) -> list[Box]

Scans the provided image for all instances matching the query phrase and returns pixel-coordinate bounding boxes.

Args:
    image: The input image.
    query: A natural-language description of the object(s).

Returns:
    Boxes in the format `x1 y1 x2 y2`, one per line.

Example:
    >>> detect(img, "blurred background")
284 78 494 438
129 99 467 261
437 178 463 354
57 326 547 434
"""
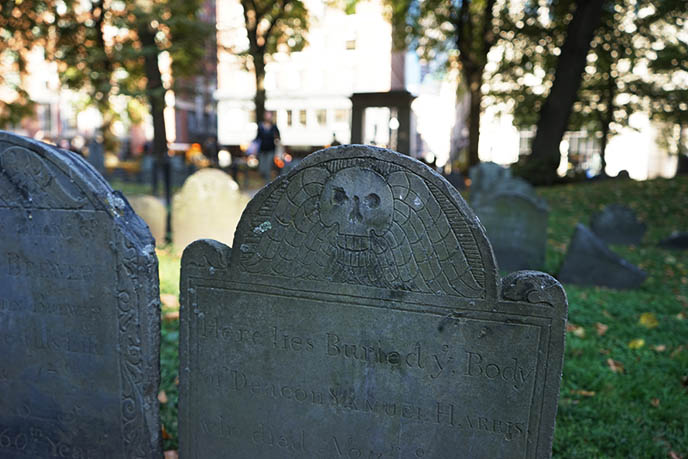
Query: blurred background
1 0 686 189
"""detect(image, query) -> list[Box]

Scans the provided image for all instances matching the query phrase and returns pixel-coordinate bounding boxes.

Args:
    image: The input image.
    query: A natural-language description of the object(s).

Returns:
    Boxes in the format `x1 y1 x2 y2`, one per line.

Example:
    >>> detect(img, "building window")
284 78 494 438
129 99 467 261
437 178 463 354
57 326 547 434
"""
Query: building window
299 109 307 126
334 109 349 124
286 110 293 127
248 110 256 123
345 39 356 50
316 109 327 126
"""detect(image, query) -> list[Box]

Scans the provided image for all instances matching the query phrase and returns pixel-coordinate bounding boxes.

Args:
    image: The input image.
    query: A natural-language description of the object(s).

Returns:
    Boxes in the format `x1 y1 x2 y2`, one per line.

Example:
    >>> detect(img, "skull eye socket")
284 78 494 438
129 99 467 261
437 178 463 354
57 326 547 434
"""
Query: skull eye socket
333 187 348 204
365 193 380 208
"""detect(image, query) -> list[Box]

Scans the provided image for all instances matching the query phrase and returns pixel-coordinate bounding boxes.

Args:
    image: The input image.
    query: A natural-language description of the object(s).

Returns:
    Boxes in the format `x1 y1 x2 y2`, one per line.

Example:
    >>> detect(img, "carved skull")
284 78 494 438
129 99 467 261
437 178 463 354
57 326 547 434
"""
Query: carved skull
319 167 393 237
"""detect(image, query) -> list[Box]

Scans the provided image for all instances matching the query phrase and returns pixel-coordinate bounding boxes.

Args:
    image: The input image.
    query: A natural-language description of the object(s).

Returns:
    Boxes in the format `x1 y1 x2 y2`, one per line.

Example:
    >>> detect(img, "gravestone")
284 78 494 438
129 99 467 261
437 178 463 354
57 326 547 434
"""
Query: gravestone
658 232 688 250
558 224 646 289
172 168 250 253
590 204 646 245
127 195 167 246
442 171 466 191
0 131 161 457
86 138 105 175
472 191 549 272
179 145 568 458
468 161 511 199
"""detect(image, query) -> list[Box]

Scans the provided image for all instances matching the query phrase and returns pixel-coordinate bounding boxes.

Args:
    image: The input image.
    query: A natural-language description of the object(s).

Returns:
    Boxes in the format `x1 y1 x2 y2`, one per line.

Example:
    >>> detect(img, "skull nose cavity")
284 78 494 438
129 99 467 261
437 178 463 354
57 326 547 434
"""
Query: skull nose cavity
349 196 363 223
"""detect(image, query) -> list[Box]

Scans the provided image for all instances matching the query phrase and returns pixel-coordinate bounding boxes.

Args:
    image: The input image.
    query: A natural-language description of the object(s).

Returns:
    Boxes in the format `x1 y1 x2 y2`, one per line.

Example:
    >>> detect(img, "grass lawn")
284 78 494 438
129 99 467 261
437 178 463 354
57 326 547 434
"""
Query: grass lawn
152 176 688 457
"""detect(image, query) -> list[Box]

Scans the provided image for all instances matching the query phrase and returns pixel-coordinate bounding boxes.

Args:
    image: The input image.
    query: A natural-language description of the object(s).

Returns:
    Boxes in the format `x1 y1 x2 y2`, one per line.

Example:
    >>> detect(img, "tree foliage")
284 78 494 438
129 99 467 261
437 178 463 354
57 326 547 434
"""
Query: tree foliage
233 0 309 123
392 0 499 168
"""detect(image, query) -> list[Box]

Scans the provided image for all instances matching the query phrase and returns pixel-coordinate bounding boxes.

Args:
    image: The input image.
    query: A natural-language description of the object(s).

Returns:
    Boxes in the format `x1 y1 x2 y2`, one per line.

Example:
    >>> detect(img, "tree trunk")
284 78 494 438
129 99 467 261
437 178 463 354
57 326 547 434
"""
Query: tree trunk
525 0 605 184
139 23 171 239
464 65 483 168
254 50 266 124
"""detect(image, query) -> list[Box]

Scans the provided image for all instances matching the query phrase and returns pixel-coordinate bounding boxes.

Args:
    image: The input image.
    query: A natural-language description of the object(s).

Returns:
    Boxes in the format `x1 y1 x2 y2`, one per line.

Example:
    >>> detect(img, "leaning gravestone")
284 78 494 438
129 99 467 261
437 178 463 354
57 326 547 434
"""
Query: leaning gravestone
558 224 647 289
472 191 549 272
179 145 568 458
128 195 167 246
659 232 688 250
590 204 646 245
172 168 250 253
0 131 161 458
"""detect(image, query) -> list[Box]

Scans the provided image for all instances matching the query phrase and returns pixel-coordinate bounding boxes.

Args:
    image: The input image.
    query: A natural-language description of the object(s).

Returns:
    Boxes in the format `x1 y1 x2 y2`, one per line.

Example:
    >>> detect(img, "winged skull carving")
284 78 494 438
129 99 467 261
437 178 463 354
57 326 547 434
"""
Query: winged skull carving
239 162 485 298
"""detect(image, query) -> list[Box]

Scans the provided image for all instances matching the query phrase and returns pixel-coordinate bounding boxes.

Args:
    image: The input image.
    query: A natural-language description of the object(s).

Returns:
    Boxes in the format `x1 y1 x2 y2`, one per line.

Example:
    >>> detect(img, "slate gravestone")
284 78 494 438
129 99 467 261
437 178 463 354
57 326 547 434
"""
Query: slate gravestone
171 168 250 253
468 161 510 196
558 224 646 289
128 195 167 246
659 232 688 250
0 131 161 458
590 204 646 245
442 171 466 191
472 191 549 272
179 145 568 458
87 138 105 175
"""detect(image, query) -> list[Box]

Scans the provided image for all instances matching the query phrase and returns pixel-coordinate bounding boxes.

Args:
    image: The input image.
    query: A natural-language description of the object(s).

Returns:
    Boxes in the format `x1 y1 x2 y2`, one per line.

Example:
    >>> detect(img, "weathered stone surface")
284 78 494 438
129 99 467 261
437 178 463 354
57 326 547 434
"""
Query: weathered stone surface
658 232 688 250
128 194 167 246
0 131 161 458
171 168 250 253
468 161 511 198
590 204 646 245
558 223 647 289
179 145 567 458
472 191 549 272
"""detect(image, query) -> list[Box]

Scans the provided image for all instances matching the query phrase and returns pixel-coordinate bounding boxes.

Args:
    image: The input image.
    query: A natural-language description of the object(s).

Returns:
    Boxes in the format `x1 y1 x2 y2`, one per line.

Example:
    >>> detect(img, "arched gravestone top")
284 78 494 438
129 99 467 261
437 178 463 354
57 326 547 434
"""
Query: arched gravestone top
180 145 567 459
232 145 499 300
0 131 161 458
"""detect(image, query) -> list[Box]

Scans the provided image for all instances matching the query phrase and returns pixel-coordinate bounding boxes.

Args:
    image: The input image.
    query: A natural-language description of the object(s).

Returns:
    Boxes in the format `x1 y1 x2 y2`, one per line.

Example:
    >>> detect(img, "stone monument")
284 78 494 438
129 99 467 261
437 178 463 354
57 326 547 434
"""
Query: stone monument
171 168 250 253
0 131 161 458
179 145 568 458
558 224 647 289
590 204 646 245
128 195 167 246
472 191 549 272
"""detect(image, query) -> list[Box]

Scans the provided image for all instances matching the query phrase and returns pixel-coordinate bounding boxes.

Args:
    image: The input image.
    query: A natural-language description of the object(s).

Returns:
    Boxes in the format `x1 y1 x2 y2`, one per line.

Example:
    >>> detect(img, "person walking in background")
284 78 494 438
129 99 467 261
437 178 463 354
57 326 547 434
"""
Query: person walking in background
255 111 280 182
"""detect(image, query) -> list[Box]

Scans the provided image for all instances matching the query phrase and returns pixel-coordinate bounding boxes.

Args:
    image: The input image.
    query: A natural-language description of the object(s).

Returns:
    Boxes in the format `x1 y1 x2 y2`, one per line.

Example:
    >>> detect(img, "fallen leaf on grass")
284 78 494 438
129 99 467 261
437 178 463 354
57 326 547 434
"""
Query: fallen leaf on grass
158 390 168 404
160 294 180 309
639 312 659 328
161 424 171 440
676 312 687 321
651 398 660 407
571 389 596 397
671 345 685 358
628 338 645 349
607 358 625 373
653 345 667 352
669 451 683 459
596 322 609 336
566 323 586 338
164 450 179 459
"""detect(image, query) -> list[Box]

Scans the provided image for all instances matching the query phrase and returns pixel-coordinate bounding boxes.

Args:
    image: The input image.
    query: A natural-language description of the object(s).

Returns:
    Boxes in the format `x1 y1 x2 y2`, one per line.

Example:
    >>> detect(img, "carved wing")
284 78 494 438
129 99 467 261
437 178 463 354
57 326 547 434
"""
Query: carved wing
240 167 333 279
383 171 483 297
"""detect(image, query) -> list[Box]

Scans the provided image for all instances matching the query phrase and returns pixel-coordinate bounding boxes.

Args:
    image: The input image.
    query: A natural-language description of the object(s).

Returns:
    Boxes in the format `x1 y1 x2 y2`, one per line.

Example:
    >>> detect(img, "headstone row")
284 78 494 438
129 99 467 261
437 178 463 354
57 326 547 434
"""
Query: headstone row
1 132 568 458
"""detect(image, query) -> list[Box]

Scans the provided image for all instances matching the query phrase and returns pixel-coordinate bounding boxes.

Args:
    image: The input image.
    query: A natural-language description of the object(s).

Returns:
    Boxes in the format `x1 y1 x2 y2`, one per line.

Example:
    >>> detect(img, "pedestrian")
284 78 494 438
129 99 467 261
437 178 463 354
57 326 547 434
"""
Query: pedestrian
254 111 280 182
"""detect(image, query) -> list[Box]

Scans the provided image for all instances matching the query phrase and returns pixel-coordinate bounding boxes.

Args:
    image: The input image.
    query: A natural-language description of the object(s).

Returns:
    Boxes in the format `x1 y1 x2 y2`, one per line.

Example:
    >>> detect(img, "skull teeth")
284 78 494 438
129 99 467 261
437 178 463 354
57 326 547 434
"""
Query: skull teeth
337 234 370 251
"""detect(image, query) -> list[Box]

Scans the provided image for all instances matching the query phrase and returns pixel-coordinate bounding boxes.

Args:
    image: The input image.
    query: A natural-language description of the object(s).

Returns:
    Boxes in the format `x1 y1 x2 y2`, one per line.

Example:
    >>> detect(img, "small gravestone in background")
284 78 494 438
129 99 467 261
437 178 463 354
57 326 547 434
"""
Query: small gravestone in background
0 131 161 457
128 195 167 246
590 204 646 245
658 232 688 250
558 224 647 289
171 168 250 253
86 138 105 175
179 145 568 458
442 170 466 191
468 161 510 196
473 191 549 272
